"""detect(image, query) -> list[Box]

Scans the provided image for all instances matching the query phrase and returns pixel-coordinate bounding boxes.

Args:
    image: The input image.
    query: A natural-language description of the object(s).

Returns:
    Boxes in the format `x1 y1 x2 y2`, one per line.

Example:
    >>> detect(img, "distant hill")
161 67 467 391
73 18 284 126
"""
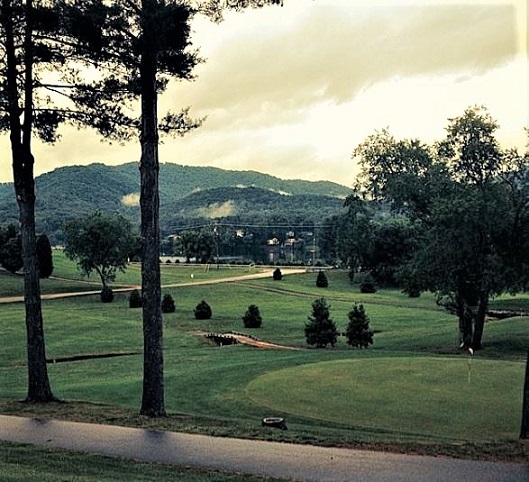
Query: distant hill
0 162 353 242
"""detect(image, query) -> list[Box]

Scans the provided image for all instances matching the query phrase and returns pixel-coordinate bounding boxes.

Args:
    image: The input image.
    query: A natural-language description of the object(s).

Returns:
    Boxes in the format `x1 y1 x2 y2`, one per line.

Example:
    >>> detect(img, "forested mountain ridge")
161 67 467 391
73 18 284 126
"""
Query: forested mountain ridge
0 162 352 241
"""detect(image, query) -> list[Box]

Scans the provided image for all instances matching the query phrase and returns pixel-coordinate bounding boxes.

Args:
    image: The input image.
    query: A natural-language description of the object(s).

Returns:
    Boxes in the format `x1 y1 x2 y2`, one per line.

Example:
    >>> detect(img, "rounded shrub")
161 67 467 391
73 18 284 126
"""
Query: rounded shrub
129 289 143 308
242 304 262 328
316 270 328 288
359 273 377 293
194 300 212 320
162 293 176 313
100 286 114 303
273 268 283 281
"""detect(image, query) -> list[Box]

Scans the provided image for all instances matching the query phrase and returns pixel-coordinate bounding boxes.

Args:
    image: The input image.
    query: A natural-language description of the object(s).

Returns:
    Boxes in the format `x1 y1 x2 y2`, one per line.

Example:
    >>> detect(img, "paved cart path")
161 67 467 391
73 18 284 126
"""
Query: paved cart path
0 415 527 482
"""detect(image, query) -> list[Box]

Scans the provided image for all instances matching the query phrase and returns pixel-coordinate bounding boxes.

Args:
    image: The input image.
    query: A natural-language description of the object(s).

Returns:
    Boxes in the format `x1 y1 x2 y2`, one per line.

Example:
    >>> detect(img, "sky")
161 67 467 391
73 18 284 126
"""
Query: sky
0 0 527 187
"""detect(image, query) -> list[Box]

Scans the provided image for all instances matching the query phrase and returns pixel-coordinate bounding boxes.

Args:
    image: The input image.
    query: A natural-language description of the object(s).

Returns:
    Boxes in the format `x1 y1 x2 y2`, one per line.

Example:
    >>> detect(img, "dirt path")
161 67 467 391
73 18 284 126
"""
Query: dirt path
0 268 306 304
199 331 301 350
230 333 301 350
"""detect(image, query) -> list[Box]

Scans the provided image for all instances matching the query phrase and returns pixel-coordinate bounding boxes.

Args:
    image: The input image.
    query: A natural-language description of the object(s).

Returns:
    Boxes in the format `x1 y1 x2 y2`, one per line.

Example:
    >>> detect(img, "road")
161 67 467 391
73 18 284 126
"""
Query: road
0 415 527 482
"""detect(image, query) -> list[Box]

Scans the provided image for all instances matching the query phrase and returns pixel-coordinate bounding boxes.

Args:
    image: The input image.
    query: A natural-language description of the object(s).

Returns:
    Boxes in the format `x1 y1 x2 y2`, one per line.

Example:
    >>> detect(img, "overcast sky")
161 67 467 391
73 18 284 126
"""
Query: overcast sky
1 0 527 187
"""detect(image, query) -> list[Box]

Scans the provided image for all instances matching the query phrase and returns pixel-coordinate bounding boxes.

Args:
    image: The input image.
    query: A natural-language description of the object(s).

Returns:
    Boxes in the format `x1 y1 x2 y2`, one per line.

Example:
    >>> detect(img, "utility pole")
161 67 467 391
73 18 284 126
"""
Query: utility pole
214 223 220 270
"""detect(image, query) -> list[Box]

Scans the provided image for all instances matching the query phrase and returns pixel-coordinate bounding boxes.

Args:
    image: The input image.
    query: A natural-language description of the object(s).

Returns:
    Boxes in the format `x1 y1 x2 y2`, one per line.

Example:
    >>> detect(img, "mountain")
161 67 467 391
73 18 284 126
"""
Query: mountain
0 162 353 241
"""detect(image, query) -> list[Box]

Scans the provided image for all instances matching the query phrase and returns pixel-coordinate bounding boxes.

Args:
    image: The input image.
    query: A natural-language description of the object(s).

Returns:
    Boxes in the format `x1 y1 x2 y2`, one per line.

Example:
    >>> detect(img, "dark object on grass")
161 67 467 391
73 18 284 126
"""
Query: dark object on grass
129 289 143 308
262 417 287 430
242 304 262 328
316 270 328 288
194 300 212 320
273 268 283 280
162 293 176 313
359 273 377 293
100 286 114 303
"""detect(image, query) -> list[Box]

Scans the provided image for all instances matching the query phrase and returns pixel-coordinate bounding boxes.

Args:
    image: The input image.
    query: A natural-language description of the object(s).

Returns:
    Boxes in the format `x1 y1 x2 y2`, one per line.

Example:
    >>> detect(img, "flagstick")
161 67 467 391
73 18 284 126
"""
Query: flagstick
468 347 474 383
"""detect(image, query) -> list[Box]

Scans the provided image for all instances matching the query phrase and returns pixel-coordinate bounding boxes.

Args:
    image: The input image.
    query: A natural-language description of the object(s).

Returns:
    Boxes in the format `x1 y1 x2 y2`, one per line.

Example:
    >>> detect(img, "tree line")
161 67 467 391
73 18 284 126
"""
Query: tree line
327 106 528 352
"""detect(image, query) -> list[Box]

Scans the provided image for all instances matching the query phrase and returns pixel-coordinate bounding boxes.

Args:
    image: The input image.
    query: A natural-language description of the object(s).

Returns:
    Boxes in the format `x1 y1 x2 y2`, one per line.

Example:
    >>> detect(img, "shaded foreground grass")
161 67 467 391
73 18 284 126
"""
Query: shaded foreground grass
0 442 287 482
1 264 528 465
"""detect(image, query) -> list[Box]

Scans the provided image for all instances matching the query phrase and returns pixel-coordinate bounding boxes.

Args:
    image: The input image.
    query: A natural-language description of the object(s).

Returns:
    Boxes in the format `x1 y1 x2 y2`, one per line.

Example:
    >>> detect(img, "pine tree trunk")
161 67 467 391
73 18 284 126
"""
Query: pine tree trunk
2 0 55 403
17 172 55 402
139 4 165 417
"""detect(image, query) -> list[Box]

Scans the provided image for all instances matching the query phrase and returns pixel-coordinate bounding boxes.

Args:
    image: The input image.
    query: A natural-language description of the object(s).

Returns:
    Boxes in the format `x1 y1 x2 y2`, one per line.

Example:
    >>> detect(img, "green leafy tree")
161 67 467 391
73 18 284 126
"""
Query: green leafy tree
36 234 53 278
352 106 529 350
0 225 23 273
305 298 337 348
63 211 135 291
345 303 373 348
176 229 216 264
242 304 262 328
335 195 374 280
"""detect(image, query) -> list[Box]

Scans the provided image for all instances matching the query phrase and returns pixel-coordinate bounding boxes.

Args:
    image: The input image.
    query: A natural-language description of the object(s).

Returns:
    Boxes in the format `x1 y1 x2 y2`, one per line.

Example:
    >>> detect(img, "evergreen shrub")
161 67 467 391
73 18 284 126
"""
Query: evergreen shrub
346 302 374 348
242 304 262 328
129 289 142 308
359 273 377 293
162 294 176 313
316 270 328 288
100 286 114 303
194 300 212 320
304 297 337 348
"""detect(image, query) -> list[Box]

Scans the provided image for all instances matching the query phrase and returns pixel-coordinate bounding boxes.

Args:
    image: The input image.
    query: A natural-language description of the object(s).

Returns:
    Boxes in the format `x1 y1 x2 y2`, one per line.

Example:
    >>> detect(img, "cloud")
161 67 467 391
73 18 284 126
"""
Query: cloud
121 192 140 206
173 3 517 119
0 1 524 187
197 200 236 219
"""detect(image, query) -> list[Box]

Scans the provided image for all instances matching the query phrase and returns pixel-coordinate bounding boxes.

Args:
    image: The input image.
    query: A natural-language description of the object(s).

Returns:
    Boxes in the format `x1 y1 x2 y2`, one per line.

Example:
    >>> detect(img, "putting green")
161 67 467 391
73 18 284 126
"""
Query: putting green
246 356 524 441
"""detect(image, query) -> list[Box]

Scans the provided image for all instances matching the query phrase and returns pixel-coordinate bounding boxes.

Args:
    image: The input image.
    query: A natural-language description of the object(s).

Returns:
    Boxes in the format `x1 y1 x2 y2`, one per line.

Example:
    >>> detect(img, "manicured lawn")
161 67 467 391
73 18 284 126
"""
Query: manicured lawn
0 250 266 297
246 356 523 441
1 267 528 462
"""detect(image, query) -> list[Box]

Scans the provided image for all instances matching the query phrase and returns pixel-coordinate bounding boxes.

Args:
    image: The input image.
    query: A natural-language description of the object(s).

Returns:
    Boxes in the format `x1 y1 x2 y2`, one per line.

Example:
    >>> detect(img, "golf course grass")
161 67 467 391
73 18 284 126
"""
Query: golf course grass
247 357 523 441
1 253 528 470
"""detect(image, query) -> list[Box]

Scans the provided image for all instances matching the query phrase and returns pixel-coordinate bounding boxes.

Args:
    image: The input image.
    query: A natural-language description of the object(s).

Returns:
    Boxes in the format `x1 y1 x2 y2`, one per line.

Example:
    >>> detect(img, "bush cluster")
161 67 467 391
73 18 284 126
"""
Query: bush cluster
304 297 375 349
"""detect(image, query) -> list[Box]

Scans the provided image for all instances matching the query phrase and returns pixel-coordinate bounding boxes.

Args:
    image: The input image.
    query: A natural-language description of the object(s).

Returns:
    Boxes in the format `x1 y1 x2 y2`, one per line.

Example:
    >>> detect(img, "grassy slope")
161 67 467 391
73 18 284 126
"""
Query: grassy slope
1 256 528 465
